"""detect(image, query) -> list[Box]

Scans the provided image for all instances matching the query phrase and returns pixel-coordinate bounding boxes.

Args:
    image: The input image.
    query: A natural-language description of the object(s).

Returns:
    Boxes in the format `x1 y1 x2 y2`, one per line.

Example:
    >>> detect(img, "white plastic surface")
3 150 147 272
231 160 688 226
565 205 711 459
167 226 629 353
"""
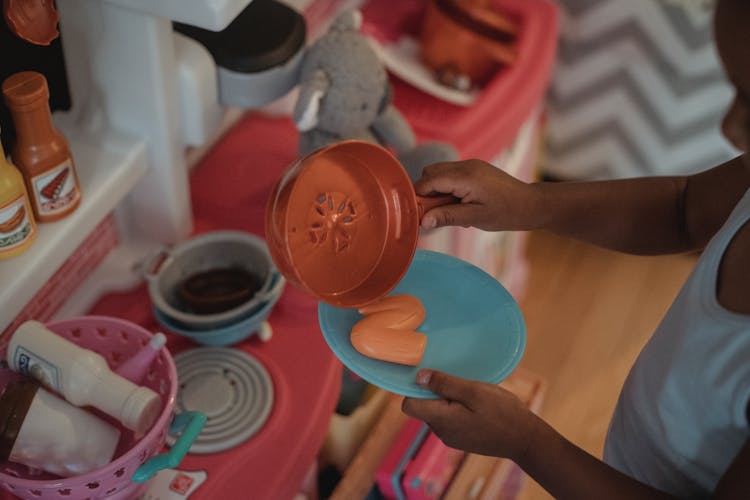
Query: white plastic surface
103 0 253 31
51 240 162 322
57 1 194 245
11 387 121 477
0 130 147 334
258 321 273 342
279 0 315 11
174 32 223 148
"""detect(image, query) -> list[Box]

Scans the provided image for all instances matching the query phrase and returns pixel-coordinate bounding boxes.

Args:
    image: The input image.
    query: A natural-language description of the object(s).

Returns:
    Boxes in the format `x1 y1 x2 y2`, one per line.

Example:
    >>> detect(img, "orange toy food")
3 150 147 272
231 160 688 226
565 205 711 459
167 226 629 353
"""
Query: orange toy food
350 294 427 366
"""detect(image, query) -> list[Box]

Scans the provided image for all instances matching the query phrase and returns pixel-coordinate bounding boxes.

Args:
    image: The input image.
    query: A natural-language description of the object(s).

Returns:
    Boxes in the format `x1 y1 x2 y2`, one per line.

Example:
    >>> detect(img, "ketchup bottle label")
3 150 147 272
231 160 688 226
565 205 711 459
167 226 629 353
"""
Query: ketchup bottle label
0 194 35 253
30 158 80 216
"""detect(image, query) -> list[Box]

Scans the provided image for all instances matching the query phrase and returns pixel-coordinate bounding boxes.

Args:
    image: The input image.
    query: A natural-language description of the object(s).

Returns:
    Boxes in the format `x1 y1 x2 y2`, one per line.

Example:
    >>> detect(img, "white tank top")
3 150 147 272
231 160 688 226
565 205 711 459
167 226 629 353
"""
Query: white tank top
604 188 750 498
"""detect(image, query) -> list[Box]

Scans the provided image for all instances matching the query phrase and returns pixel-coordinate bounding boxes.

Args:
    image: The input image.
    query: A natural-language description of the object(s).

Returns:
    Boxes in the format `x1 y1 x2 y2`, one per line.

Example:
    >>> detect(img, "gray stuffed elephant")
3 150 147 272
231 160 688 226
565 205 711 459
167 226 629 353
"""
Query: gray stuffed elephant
292 10 458 181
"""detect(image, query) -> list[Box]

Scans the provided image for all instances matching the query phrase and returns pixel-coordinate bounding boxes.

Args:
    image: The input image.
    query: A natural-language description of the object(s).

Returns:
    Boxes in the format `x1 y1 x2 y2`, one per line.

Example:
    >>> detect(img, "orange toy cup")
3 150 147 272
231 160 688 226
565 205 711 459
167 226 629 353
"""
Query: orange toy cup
265 141 457 308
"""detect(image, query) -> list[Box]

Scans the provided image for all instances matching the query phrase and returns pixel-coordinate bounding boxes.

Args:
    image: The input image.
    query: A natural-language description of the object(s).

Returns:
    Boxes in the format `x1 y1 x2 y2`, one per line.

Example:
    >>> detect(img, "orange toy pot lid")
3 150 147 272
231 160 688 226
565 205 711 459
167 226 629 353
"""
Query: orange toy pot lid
265 141 453 309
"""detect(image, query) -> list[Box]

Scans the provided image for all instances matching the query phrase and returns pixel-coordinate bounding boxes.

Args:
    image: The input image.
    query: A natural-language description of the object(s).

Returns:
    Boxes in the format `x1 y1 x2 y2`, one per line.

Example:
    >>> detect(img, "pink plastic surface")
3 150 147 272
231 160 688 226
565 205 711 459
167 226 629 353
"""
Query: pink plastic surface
376 418 424 499
68 114 341 500
115 340 162 385
0 316 176 500
1 214 119 340
402 432 464 500
360 0 559 160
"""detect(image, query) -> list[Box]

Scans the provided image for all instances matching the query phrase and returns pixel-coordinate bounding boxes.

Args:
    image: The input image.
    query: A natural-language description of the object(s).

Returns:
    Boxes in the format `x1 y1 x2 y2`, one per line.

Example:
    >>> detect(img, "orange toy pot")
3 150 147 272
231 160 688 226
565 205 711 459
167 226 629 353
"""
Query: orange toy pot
420 0 519 88
265 141 456 308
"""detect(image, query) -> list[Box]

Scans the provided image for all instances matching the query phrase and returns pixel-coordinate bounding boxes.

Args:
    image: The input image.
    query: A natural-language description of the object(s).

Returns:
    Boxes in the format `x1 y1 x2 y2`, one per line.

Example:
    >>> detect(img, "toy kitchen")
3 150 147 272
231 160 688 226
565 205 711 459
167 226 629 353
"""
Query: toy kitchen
0 0 557 499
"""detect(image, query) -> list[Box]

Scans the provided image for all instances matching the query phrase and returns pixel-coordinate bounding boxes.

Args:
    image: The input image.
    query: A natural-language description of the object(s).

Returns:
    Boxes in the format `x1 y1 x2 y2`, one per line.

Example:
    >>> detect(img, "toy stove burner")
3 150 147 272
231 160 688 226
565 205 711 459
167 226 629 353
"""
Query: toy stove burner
168 347 274 454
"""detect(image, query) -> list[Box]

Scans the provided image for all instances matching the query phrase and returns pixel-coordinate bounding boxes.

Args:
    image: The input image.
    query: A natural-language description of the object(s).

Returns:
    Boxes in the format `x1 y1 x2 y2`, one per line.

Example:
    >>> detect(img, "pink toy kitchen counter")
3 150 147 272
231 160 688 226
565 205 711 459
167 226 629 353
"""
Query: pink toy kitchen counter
89 113 342 499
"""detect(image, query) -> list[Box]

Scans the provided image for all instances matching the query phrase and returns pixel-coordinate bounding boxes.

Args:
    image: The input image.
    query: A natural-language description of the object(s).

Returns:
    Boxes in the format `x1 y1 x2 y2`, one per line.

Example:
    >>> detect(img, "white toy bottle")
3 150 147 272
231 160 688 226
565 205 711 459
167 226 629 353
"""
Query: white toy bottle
7 321 161 434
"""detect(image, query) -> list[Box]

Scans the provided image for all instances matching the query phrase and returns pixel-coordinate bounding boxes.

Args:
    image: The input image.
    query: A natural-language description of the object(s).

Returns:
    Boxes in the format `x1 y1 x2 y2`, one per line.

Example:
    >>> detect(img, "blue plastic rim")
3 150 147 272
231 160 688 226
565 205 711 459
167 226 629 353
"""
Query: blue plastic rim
318 250 526 398
132 411 207 483
153 274 285 346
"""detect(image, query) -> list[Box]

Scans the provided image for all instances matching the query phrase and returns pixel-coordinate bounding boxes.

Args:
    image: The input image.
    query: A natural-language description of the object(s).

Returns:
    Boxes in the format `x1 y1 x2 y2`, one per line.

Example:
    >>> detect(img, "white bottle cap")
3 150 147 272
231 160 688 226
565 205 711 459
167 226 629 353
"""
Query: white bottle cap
121 387 162 434
150 332 167 350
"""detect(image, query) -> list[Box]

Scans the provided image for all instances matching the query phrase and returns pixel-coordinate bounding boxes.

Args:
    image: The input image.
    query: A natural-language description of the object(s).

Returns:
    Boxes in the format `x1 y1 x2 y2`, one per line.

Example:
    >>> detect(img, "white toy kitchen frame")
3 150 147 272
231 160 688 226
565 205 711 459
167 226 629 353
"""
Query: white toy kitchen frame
0 0 289 333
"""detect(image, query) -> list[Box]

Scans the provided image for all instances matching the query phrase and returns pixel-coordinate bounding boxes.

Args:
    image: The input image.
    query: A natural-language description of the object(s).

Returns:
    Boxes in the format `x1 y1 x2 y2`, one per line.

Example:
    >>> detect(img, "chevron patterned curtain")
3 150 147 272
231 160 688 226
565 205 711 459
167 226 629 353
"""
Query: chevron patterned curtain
542 0 737 180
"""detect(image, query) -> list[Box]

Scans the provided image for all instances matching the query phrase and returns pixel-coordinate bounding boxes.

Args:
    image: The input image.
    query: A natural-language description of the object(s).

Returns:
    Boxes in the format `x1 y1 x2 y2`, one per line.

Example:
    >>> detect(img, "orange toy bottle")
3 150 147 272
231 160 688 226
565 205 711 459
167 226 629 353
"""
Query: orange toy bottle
2 71 81 222
0 127 37 259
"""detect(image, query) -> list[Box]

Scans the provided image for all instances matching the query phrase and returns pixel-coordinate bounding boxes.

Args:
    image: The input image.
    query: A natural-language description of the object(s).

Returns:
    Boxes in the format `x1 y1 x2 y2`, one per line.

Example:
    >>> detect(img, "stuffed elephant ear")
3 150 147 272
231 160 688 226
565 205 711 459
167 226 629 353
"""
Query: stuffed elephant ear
293 69 330 132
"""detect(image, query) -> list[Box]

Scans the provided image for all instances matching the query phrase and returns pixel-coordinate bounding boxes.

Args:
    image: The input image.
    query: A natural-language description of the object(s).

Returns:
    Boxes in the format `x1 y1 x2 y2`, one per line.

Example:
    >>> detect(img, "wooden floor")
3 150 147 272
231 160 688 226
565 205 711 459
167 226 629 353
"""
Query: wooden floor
514 230 697 500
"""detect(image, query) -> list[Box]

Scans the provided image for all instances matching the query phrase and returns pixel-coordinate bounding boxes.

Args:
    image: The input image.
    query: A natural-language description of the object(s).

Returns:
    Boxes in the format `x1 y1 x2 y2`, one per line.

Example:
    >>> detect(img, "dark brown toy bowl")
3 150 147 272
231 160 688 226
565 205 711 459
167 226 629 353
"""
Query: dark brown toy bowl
177 268 262 314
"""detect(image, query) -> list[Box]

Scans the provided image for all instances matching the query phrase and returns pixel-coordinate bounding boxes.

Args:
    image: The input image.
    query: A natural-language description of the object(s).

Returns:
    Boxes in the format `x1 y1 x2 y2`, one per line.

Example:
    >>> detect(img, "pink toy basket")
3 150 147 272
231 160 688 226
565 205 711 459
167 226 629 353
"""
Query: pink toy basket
0 316 204 500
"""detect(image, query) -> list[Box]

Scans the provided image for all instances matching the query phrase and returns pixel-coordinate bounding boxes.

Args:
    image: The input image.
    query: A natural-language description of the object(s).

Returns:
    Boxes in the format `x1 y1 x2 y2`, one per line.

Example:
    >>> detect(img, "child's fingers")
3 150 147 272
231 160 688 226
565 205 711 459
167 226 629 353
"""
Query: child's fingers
401 395 466 427
414 369 482 407
421 203 482 229
414 161 474 198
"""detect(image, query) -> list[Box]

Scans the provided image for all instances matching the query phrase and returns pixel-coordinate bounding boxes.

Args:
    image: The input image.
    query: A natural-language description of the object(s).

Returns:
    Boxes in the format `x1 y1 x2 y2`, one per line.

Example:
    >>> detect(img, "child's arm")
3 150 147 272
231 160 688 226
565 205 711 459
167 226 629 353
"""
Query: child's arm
537 155 750 254
522 418 750 500
402 369 750 499
415 155 750 255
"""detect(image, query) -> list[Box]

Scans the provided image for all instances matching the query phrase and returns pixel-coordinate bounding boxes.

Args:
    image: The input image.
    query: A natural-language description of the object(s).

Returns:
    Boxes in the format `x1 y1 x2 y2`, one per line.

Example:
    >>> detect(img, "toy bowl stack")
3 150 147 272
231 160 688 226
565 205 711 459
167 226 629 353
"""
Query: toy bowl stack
147 231 286 346
0 316 203 500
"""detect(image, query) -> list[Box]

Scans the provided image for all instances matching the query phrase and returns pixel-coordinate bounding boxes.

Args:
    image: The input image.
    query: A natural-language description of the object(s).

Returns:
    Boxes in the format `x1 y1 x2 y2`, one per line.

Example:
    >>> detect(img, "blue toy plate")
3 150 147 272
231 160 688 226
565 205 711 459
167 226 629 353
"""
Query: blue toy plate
318 250 526 398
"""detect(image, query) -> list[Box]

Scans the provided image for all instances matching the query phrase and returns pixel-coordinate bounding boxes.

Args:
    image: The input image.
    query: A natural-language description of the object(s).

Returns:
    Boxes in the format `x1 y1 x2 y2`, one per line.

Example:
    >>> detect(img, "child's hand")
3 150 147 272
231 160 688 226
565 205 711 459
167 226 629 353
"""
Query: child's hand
402 369 540 460
415 160 542 231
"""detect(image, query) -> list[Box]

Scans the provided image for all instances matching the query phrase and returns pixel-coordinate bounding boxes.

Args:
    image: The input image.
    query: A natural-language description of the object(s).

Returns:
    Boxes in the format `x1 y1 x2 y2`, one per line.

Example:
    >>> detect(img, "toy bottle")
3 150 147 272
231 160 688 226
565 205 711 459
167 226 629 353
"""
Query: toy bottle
6 321 162 434
1 71 81 222
0 128 36 259
0 378 120 477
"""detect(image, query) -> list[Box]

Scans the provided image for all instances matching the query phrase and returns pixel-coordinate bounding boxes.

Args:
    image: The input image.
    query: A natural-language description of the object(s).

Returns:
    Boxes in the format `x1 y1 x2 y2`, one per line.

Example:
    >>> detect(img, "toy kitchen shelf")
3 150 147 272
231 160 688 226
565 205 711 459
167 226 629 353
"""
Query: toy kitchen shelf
0 128 147 333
